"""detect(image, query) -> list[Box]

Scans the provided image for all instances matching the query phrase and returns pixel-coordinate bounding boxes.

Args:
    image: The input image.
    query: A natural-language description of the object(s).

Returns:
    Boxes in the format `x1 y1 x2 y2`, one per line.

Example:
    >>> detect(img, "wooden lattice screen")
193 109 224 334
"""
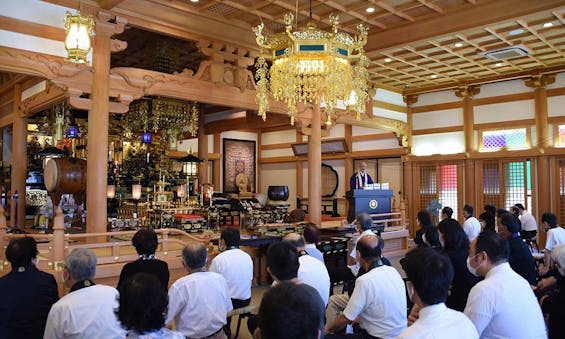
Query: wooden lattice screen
417 163 460 220
482 159 531 211
558 159 565 226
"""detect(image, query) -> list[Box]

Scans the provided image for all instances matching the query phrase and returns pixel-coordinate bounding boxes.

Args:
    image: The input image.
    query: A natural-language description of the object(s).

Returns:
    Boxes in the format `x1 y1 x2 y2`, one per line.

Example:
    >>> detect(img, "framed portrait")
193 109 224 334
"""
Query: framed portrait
223 138 256 194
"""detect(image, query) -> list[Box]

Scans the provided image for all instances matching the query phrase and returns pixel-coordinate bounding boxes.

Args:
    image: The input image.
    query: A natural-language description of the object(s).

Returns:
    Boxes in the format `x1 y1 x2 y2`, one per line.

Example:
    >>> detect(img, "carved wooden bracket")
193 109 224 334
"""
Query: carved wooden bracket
110 39 128 53
455 85 480 98
402 94 418 106
525 73 556 89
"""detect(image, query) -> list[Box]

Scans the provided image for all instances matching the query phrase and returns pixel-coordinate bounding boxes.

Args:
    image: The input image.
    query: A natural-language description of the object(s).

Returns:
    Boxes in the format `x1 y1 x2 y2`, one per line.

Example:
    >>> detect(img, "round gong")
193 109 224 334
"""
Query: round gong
43 157 87 194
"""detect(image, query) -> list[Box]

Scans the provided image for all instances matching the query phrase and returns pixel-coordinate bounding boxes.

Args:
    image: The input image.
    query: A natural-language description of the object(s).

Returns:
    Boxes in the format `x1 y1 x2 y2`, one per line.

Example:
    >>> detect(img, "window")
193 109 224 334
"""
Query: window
482 159 531 211
480 128 528 151
555 125 565 147
418 163 460 220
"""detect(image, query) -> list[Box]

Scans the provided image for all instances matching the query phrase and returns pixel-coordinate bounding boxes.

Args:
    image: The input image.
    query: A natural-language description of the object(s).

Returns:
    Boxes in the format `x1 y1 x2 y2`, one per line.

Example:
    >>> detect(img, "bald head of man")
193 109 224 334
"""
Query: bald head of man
355 235 382 269
283 233 306 251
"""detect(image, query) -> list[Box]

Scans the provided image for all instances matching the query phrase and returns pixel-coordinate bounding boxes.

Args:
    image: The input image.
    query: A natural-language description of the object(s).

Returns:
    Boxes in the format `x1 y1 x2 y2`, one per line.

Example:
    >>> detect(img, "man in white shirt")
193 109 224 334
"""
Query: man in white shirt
398 247 478 339
464 231 546 339
541 212 565 271
209 227 253 338
348 213 376 276
167 242 232 339
462 204 481 241
515 203 538 240
44 248 126 339
283 233 330 306
326 235 406 339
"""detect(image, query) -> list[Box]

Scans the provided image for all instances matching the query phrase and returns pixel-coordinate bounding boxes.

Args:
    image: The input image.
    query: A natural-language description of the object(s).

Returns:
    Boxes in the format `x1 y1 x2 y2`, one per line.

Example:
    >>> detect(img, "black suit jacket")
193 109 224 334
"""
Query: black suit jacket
507 235 537 286
444 247 479 312
117 258 170 291
0 265 59 339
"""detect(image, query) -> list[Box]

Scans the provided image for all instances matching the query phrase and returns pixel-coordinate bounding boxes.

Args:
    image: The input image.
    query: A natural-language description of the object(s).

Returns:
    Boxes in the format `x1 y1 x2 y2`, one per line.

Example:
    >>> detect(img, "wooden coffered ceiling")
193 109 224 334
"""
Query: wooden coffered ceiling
49 0 565 94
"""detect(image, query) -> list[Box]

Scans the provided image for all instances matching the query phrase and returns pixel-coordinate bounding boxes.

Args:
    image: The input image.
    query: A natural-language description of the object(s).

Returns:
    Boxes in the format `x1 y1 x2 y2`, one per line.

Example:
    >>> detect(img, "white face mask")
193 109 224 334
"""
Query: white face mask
466 254 482 277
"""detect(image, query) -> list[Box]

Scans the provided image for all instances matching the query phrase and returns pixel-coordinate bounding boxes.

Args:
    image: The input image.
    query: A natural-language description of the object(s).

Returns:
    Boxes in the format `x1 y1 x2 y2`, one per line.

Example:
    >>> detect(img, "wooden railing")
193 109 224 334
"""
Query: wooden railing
0 206 217 283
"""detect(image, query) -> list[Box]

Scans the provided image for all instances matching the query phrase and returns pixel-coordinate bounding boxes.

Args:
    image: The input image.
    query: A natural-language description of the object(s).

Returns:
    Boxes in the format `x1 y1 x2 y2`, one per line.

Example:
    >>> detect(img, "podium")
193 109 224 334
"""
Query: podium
346 189 394 222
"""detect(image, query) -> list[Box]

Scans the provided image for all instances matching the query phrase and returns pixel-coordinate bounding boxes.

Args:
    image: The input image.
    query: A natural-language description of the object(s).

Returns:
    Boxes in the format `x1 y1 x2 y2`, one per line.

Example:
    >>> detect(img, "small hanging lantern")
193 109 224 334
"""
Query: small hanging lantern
141 132 152 144
65 124 79 139
64 10 95 64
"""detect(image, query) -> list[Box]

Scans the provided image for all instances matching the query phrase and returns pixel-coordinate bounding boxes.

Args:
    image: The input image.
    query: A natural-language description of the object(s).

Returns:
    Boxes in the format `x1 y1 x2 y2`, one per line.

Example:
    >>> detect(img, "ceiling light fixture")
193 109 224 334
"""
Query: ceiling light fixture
384 57 392 62
509 28 524 35
543 22 553 28
366 7 375 13
495 62 503 67
454 42 463 47
190 0 199 3
253 7 369 125
430 74 437 79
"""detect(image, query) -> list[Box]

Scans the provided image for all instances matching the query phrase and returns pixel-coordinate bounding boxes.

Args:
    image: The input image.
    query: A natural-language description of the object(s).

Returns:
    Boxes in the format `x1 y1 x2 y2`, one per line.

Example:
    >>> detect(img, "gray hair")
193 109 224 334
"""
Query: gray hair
182 242 207 269
552 243 565 276
65 248 97 281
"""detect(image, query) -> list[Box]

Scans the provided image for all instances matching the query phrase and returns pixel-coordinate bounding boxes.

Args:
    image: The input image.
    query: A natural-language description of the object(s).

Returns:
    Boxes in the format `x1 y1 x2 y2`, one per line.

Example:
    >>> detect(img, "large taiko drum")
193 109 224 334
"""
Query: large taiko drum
44 157 87 194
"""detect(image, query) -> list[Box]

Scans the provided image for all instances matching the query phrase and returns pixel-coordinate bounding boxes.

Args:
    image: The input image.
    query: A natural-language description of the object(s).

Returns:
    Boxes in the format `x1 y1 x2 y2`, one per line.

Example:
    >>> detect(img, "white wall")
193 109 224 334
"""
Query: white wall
261 162 296 209
413 89 458 106
474 79 530 99
412 108 463 130
474 100 535 124
412 132 465 156
548 96 565 117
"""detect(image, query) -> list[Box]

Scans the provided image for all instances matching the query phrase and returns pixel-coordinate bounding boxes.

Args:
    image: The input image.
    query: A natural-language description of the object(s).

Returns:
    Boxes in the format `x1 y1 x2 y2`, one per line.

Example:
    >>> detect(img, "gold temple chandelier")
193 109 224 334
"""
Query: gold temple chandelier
125 97 199 143
253 9 369 125
64 3 95 64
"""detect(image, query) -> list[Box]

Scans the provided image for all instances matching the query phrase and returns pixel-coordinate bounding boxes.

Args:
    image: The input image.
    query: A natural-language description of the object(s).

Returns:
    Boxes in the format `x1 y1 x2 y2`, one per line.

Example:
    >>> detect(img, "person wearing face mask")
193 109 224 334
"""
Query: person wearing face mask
349 161 373 190
464 231 546 339
209 227 253 338
540 243 565 339
0 237 59 338
399 247 478 339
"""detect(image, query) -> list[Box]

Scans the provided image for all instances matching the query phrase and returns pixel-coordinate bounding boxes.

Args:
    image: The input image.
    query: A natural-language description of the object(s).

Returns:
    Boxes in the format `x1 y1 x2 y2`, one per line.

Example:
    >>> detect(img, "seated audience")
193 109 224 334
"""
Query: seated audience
257 283 324 339
540 243 565 339
264 241 326 335
303 222 325 262
117 273 184 338
326 235 406 338
464 231 546 338
283 233 330 306
509 205 523 230
421 224 442 250
166 242 232 339
117 228 169 291
209 227 253 337
478 212 496 231
462 205 481 241
441 206 453 220
497 213 537 286
414 210 434 248
542 212 565 272
483 205 496 217
44 248 125 338
437 218 479 311
0 237 58 338
399 248 478 339
515 203 538 240
326 235 391 327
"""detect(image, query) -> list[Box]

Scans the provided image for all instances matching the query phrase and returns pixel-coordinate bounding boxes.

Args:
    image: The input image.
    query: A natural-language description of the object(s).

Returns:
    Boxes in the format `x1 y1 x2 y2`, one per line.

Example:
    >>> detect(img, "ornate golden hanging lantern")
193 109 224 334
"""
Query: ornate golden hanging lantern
253 10 369 125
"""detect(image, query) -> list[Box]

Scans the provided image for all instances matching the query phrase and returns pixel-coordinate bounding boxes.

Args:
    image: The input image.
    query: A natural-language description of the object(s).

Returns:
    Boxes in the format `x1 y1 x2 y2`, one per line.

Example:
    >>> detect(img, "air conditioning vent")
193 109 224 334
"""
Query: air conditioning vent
481 45 531 60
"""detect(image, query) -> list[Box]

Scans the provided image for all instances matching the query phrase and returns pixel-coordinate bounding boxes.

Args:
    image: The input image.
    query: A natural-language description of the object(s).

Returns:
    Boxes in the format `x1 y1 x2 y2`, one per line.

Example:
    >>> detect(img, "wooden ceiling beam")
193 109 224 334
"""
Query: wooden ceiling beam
205 111 291 134
364 0 565 52
99 0 125 10
416 0 443 14
317 0 386 29
369 0 414 22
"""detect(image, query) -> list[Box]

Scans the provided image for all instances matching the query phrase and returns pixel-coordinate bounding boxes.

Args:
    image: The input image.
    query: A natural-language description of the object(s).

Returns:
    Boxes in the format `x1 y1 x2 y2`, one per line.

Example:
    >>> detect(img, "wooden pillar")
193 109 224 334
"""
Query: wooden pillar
455 86 480 207
198 111 208 185
344 124 353 191
308 105 322 225
526 74 555 247
402 95 418 153
526 74 555 152
213 133 220 189
11 83 26 228
402 159 414 236
296 129 303 199
257 130 261 192
86 16 124 234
